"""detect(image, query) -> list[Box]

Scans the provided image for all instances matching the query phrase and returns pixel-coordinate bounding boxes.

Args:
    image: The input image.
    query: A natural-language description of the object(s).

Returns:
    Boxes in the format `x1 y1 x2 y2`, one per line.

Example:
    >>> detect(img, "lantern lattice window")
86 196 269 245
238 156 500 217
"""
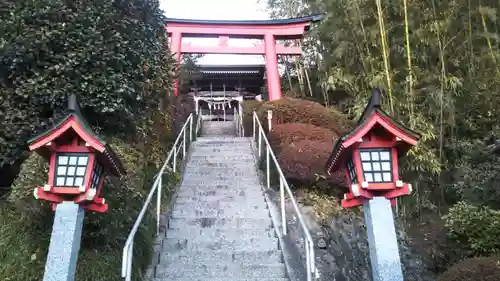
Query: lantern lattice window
347 158 357 184
359 149 392 183
55 153 88 187
90 163 104 190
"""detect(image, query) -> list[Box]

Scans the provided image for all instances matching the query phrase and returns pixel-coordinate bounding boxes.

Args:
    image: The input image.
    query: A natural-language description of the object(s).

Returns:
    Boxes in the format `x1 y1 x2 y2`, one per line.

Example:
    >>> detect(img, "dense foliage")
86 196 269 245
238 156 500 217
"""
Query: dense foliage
0 0 177 280
436 256 500 281
0 0 173 168
263 0 500 277
443 201 500 255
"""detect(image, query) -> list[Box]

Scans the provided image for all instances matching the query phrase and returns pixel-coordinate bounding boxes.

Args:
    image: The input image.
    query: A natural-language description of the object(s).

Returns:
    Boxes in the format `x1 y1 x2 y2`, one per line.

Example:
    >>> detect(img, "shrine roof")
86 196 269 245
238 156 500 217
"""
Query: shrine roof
165 14 323 29
28 110 126 177
28 111 104 146
325 89 421 174
190 64 265 75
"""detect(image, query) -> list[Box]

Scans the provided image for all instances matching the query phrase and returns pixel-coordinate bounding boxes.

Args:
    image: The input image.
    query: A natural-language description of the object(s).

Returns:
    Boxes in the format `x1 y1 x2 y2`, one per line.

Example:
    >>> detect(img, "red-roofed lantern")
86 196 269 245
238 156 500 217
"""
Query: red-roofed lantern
27 95 125 213
325 89 420 208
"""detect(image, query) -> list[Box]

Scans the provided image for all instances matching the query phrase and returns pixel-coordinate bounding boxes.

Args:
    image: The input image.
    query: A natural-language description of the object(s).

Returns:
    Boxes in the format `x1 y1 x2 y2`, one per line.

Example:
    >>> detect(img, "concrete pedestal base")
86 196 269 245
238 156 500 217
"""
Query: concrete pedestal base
363 197 403 281
43 202 85 281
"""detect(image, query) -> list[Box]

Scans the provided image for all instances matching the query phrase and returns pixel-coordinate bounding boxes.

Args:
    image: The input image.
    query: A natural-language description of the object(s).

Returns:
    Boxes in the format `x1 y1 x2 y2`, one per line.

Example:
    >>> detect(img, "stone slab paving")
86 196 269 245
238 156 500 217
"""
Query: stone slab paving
151 121 288 281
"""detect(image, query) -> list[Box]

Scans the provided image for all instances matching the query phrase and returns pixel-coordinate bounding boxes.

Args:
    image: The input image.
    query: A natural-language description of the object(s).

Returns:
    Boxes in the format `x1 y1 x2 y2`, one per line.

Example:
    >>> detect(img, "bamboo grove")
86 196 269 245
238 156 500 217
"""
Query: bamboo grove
263 0 500 276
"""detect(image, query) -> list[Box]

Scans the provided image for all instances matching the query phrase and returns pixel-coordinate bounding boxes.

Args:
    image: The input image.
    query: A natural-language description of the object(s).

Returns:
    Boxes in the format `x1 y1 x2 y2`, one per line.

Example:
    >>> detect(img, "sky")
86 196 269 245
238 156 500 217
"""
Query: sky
159 0 269 65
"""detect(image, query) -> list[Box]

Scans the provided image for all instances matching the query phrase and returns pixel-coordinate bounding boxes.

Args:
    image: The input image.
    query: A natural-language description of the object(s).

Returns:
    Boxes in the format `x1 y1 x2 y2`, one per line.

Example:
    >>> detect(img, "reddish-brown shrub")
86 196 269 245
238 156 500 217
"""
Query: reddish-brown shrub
437 256 500 281
268 123 338 155
277 140 347 187
256 97 353 135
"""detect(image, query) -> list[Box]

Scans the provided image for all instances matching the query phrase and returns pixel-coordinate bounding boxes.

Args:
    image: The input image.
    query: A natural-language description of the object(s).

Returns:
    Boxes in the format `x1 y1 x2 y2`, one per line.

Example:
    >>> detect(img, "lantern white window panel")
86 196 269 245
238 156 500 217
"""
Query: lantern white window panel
90 162 104 190
55 153 88 187
347 158 357 184
359 148 393 183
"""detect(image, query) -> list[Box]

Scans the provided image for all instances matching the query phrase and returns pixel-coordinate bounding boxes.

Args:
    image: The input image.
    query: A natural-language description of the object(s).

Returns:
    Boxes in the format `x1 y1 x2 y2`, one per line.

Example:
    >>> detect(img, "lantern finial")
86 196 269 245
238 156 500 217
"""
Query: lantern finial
371 88 382 108
67 94 83 116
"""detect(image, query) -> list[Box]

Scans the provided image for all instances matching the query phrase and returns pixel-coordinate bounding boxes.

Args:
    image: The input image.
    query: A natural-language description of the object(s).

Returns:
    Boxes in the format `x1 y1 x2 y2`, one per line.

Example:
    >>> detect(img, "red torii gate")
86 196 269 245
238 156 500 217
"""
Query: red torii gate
165 15 323 100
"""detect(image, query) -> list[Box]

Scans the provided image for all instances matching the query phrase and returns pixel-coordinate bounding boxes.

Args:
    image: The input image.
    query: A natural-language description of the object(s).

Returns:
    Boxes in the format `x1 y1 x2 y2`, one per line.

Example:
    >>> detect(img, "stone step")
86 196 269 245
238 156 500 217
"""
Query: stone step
171 209 269 219
183 170 259 177
192 145 252 150
175 195 265 203
172 202 268 216
189 155 255 159
152 277 290 281
194 138 249 142
178 182 262 189
176 190 263 199
162 236 278 252
191 149 253 153
180 180 261 186
187 160 256 165
152 277 289 281
168 217 273 230
164 227 276 239
184 165 256 171
155 263 286 279
158 249 283 265
191 152 254 156
173 200 268 211
184 165 256 170
192 144 252 148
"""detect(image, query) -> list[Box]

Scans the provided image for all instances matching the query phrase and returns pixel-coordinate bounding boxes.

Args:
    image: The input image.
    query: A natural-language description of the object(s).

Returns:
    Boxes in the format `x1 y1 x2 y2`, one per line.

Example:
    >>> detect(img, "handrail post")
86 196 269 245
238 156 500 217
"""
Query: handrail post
266 145 270 189
280 178 287 235
252 113 256 139
183 128 186 158
306 240 312 281
258 128 262 158
189 115 193 142
156 175 162 235
126 244 133 281
173 148 177 173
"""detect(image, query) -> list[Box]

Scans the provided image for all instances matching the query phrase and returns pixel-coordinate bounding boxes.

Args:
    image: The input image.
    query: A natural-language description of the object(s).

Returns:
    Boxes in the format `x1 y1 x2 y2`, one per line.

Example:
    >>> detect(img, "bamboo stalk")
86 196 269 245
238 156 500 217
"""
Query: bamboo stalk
403 0 414 116
431 0 446 207
354 0 375 73
375 0 394 114
479 4 500 76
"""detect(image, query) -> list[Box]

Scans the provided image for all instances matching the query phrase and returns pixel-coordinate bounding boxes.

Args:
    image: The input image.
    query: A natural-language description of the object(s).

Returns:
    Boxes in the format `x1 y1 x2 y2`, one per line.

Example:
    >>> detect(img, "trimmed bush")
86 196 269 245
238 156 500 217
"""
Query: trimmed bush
268 123 338 155
443 201 500 255
277 140 346 186
437 256 500 281
256 97 353 135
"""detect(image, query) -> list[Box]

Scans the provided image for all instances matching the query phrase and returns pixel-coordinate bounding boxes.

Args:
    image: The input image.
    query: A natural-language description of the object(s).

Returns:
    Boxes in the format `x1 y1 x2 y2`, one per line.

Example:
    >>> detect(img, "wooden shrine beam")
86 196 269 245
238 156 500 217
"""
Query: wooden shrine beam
179 44 302 55
166 24 308 39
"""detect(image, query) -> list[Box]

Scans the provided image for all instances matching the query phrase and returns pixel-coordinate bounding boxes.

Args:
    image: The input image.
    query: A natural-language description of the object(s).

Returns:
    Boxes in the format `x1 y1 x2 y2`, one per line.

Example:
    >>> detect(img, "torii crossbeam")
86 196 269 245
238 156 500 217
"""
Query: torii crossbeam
165 15 323 100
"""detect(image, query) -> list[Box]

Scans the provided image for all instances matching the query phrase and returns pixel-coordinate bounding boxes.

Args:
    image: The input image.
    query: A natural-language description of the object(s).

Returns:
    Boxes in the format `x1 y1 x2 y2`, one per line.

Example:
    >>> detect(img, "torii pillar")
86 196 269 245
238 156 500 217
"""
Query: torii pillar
166 15 323 100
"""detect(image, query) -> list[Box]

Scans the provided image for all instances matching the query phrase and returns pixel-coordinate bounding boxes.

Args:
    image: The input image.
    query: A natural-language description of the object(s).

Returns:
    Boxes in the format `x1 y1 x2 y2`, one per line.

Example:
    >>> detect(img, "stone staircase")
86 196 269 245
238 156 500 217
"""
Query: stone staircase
151 121 288 281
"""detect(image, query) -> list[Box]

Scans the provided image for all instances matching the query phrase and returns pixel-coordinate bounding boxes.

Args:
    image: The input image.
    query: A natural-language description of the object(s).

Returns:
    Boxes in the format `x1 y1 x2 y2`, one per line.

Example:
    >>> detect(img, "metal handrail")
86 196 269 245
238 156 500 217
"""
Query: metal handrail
121 112 198 281
250 111 318 281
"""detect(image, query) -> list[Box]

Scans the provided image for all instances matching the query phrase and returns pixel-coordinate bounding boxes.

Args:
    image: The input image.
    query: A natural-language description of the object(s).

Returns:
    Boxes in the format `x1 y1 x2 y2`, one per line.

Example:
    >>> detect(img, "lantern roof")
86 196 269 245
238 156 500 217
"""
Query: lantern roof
325 89 420 174
27 109 126 178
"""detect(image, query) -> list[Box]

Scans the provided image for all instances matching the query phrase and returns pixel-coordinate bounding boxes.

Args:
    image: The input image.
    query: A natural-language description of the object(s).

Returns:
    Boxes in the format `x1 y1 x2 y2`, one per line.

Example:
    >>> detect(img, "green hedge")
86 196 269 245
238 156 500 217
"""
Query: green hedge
0 0 173 167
